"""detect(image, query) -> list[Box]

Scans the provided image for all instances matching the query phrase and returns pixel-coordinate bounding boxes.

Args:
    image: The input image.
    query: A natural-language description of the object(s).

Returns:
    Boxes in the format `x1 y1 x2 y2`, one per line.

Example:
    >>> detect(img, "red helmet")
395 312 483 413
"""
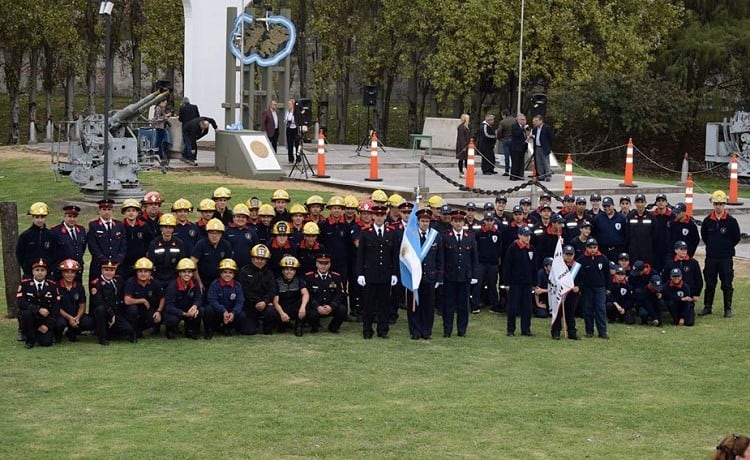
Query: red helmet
58 259 81 271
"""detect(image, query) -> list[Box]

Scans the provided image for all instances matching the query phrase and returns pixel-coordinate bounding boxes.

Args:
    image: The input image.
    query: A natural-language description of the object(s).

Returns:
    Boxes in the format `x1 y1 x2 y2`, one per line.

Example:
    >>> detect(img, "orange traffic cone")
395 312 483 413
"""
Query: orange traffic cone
684 173 694 217
620 138 637 187
563 154 573 196
364 131 382 182
315 129 329 178
728 153 743 205
466 138 475 189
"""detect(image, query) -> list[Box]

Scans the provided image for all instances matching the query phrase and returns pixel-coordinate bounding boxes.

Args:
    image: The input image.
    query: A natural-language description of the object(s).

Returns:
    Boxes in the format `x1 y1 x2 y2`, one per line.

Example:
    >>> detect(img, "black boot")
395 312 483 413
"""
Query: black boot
723 288 734 318
699 306 712 316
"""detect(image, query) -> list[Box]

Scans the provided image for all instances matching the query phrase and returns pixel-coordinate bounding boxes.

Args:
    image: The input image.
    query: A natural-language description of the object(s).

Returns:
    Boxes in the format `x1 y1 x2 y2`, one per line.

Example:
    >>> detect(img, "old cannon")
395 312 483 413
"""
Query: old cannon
53 89 170 199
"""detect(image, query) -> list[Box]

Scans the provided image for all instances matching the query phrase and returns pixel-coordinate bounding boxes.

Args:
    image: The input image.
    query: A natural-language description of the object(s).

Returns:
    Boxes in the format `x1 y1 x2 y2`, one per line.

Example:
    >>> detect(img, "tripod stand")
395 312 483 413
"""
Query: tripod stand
288 138 316 178
353 107 387 157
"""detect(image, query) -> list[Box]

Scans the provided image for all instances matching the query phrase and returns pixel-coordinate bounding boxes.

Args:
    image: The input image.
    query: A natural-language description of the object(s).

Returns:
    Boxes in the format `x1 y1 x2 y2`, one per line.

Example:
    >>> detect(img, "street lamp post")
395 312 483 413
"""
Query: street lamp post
100 1 114 200
516 0 525 116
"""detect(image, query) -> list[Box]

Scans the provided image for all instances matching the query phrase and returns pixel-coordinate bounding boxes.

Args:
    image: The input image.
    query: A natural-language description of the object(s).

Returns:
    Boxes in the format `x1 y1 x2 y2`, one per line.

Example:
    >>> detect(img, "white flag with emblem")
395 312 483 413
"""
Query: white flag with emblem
548 237 579 324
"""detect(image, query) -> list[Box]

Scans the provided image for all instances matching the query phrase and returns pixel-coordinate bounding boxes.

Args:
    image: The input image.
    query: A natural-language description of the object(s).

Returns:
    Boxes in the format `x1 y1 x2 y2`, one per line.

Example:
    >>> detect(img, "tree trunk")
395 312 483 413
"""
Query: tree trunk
407 56 418 137
65 73 76 122
296 0 308 97
28 48 39 124
87 49 98 114
0 202 21 318
3 47 23 145
131 46 142 102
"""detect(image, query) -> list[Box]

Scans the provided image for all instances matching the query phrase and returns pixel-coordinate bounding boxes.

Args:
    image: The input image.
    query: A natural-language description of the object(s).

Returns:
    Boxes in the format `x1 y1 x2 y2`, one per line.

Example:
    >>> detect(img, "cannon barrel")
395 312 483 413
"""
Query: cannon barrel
109 90 170 130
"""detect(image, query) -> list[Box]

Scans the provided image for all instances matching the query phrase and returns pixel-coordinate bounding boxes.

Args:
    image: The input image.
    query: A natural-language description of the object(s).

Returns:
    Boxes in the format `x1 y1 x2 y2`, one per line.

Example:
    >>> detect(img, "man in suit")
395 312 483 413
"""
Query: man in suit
531 114 554 181
356 204 399 339
260 99 279 152
510 113 529 181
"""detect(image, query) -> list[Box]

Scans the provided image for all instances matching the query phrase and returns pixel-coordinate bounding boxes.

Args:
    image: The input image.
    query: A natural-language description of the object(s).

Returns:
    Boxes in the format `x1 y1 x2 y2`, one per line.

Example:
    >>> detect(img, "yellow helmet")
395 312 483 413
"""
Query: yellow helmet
711 190 728 204
344 195 360 209
272 221 291 235
246 197 261 210
305 195 325 206
427 195 444 208
289 203 308 215
171 198 193 212
303 222 320 236
327 196 345 208
272 189 290 201
176 258 196 271
134 257 154 270
258 204 275 217
218 258 238 271
198 199 216 212
206 218 225 232
121 198 142 212
213 186 232 199
142 191 163 205
232 203 250 216
159 213 177 226
250 244 271 259
388 193 405 207
279 255 300 268
371 189 388 203
28 202 49 216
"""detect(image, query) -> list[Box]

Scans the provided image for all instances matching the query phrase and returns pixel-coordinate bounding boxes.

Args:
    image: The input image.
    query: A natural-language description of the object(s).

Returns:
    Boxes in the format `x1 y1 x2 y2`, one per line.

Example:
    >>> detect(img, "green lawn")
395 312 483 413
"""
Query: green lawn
1 150 748 459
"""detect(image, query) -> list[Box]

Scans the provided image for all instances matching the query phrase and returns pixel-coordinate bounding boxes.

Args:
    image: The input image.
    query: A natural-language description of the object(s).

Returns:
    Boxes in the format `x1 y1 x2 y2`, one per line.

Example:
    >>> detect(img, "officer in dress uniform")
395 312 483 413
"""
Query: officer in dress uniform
55 259 94 342
305 253 348 333
16 259 59 348
164 258 205 339
356 204 399 339
442 209 479 338
406 208 444 340
87 199 127 283
51 204 86 281
237 244 277 335
90 260 136 345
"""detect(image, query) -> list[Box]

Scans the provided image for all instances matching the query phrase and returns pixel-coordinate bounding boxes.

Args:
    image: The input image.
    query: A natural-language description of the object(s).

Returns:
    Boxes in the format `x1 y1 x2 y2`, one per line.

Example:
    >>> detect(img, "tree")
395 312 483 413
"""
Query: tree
141 0 184 88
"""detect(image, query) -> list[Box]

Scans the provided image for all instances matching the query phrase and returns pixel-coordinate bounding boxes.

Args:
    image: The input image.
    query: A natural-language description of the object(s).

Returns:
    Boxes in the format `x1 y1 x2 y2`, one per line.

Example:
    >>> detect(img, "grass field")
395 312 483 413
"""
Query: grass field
1 147 749 459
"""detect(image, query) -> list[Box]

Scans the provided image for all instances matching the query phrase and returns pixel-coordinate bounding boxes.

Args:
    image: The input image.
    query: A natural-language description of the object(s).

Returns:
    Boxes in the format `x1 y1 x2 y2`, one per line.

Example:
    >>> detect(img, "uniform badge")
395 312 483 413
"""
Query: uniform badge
682 229 688 236
720 227 727 234
74 293 80 301
598 263 603 270
189 229 197 237
615 223 622 230
245 233 251 240
137 232 143 239
492 235 498 243
677 290 684 297
620 288 628 296
528 251 534 260
91 288 98 295
230 293 237 301
328 281 337 289
44 241 50 249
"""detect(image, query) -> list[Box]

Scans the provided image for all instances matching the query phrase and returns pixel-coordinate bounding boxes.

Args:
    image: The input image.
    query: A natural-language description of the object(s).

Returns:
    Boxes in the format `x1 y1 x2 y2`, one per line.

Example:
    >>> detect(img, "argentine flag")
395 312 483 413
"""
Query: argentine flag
400 201 433 305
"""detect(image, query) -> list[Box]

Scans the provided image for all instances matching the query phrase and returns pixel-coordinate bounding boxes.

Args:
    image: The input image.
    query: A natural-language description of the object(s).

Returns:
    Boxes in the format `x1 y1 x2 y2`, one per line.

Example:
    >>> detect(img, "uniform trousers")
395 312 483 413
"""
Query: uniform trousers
580 287 607 336
406 281 435 338
703 257 734 309
507 284 532 335
363 282 391 336
443 281 469 336
19 310 55 347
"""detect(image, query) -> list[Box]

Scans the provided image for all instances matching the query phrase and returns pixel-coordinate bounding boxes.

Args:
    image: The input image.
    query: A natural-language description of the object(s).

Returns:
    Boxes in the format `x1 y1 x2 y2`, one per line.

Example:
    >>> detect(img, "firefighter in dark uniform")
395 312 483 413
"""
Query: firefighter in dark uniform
50 204 86 282
662 240 703 302
270 189 292 224
196 199 217 239
164 258 205 339
551 246 580 340
16 259 59 348
237 244 277 335
225 203 259 270
212 187 234 226
147 213 187 288
123 257 165 337
288 203 308 246
267 255 310 336
356 204 399 339
575 238 611 339
502 226 536 336
305 253 348 333
464 202 481 234
664 268 696 326
626 193 656 266
669 202 700 258
55 259 94 342
90 260 136 345
407 208 444 340
16 202 57 279
563 196 588 243
87 199 127 283
139 191 164 242
650 193 674 272
606 266 635 324
121 198 155 281
206 258 245 337
699 190 741 318
268 220 297 278
297 222 325 275
472 212 503 314
191 218 233 294
172 198 200 257
442 209 479 337
319 195 352 285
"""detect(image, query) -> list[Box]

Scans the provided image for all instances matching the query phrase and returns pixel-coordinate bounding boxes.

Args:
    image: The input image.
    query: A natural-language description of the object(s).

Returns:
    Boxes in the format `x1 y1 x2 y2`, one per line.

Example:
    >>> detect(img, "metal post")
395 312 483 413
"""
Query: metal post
100 1 113 200
516 0 525 116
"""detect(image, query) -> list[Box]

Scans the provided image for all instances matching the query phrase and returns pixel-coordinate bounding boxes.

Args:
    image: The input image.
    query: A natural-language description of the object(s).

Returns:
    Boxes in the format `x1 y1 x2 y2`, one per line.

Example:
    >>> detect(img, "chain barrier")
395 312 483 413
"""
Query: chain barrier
631 144 726 175
419 157 565 203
